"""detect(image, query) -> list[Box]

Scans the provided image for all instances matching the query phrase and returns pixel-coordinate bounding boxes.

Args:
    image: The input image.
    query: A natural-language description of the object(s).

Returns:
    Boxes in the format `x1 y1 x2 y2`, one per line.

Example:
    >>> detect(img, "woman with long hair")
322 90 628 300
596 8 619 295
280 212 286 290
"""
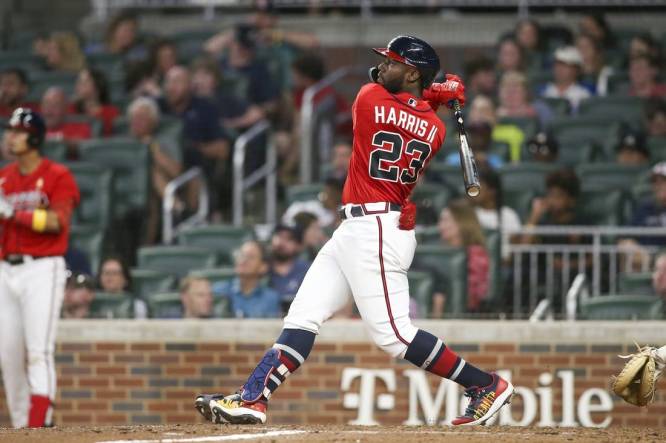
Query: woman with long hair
71 67 119 135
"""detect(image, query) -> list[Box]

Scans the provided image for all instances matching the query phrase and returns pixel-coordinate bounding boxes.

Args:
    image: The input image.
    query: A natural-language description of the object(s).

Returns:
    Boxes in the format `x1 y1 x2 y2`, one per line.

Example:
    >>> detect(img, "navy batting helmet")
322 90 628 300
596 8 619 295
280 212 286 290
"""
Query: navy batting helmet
5 107 46 148
373 35 440 88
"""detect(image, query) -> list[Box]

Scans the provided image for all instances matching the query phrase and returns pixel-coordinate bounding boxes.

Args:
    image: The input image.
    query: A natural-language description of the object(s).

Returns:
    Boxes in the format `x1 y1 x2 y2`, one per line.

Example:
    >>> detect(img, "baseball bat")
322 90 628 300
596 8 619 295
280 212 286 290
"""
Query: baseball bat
451 100 481 197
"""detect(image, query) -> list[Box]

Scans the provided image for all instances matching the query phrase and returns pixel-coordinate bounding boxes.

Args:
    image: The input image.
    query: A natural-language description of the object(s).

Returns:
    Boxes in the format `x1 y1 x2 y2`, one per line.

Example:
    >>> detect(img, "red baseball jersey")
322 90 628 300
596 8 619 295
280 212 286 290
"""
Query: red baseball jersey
0 159 80 258
342 83 446 205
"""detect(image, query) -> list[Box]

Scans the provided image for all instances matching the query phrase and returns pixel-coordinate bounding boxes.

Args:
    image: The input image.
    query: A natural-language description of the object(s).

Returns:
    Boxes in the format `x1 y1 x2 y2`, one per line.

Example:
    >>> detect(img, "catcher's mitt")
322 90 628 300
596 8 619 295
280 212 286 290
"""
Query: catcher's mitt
612 343 665 407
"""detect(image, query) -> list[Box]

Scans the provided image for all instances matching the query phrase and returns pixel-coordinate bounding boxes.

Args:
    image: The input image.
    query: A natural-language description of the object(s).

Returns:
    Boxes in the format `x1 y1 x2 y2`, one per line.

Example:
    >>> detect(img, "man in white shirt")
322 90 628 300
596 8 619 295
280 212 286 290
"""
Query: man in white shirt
541 46 592 111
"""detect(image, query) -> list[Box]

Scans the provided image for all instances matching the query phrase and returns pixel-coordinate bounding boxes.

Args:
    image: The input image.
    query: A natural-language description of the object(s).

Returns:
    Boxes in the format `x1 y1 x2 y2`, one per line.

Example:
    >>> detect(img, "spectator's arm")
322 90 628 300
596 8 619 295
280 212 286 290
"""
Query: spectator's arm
223 105 265 130
270 29 319 49
150 141 182 178
204 30 233 56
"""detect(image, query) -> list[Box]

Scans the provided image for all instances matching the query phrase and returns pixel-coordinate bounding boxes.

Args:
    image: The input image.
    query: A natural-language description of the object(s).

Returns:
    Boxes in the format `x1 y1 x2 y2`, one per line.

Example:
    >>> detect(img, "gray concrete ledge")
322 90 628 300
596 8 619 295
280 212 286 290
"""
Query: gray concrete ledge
58 319 666 344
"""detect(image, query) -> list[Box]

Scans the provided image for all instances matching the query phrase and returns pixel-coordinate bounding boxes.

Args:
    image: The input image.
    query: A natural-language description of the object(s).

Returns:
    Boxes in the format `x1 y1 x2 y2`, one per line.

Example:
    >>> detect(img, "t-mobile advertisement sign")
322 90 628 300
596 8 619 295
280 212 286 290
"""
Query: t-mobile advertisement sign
341 368 613 427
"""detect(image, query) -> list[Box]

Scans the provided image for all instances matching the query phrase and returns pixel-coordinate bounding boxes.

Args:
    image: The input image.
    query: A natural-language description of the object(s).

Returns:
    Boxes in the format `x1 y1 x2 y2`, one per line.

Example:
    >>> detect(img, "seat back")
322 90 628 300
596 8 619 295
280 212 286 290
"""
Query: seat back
286 183 325 204
580 295 664 320
577 163 648 192
178 225 254 265
69 225 105 273
189 267 236 285
66 162 114 230
413 245 467 315
130 268 177 299
145 292 183 319
411 183 453 225
89 292 135 319
618 273 654 296
137 246 217 278
408 270 435 317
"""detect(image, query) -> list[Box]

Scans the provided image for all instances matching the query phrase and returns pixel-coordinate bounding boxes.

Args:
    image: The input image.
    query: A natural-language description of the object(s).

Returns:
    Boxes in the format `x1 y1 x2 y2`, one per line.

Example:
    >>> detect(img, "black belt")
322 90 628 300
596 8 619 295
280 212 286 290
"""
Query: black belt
339 203 401 220
4 255 50 266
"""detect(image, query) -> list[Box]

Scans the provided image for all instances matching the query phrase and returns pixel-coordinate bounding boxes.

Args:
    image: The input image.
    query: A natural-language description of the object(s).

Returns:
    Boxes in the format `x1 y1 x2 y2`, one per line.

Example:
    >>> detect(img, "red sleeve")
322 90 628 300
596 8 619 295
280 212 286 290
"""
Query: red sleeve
49 168 80 229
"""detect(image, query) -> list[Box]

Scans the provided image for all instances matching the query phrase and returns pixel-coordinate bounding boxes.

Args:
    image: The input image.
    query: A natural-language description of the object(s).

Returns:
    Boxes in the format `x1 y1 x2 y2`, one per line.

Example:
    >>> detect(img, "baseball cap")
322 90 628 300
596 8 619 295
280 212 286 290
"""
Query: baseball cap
273 223 304 244
554 46 583 67
652 162 666 179
527 131 558 157
66 272 96 290
616 131 648 157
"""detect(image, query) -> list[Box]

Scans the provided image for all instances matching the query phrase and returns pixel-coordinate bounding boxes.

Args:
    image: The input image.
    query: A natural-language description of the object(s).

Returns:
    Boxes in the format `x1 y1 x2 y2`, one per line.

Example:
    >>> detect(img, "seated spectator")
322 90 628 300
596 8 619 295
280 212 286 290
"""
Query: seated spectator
526 131 559 163
179 276 214 319
463 56 497 102
42 87 92 158
70 67 119 135
576 33 614 96
158 66 229 216
149 39 179 85
653 252 666 300
327 139 352 181
214 240 281 318
432 199 490 316
44 32 85 73
629 162 666 246
540 46 591 111
127 97 182 243
218 24 281 116
578 12 615 51
124 60 162 99
523 168 588 244
645 99 666 137
496 36 526 75
465 94 524 163
87 10 147 62
445 120 504 169
282 177 344 228
515 19 544 66
293 211 328 261
629 33 661 62
64 246 92 276
268 224 311 311
616 130 650 166
61 272 95 319
191 57 264 131
497 71 538 119
98 254 148 319
0 68 38 117
472 166 522 259
628 55 666 99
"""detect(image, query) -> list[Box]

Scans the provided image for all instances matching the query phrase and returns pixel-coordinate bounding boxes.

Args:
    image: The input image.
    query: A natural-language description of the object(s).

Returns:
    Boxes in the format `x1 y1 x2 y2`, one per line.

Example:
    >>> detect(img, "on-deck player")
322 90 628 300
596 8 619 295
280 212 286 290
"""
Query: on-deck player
195 35 514 426
0 108 80 428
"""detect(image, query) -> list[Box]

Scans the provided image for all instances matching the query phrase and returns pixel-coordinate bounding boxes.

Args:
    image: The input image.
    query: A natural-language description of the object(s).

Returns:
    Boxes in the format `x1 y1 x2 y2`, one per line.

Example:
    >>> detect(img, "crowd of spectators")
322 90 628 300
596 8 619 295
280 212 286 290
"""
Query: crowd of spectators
1 8 665 319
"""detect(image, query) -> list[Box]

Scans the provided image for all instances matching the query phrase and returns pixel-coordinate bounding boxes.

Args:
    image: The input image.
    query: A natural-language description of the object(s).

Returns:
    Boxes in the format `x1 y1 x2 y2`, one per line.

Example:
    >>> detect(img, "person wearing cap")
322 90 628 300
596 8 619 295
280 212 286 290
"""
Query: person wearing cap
526 131 559 163
0 107 80 428
61 272 96 319
267 223 311 313
628 162 666 246
616 130 650 166
540 46 592 110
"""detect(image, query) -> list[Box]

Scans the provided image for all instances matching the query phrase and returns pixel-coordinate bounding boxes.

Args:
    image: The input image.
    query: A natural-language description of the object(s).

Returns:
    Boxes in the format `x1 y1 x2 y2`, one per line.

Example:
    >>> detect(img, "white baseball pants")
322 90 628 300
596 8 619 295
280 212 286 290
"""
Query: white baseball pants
284 202 419 357
0 256 66 428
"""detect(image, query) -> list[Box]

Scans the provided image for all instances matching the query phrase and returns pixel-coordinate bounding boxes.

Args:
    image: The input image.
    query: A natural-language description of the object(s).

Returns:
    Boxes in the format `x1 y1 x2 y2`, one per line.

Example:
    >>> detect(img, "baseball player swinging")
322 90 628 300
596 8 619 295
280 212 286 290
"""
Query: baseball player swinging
195 35 514 426
0 108 80 428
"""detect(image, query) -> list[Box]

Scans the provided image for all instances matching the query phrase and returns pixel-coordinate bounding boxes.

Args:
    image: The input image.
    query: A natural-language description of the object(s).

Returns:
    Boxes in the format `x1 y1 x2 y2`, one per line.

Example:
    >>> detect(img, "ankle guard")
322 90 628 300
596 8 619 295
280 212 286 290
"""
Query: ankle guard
240 348 290 403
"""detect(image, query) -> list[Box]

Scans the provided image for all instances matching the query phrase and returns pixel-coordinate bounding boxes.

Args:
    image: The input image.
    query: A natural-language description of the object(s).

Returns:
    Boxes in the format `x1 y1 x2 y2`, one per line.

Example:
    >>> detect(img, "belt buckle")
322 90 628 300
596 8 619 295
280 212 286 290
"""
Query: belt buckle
6 254 24 265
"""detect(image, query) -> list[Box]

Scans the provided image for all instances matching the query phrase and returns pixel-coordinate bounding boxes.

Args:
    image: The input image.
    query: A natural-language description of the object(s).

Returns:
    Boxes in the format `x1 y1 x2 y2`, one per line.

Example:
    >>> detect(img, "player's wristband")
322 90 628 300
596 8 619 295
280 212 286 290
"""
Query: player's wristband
14 209 48 232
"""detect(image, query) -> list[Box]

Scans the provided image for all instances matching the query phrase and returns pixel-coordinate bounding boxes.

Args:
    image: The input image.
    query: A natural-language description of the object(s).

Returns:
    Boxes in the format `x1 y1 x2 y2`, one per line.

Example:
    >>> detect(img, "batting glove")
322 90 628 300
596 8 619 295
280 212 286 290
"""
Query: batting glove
423 74 466 111
0 194 14 219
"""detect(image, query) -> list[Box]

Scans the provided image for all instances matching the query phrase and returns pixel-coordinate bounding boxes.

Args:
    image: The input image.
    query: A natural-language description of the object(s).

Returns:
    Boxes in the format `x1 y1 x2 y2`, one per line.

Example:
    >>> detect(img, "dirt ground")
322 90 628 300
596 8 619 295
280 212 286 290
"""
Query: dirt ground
0 425 663 443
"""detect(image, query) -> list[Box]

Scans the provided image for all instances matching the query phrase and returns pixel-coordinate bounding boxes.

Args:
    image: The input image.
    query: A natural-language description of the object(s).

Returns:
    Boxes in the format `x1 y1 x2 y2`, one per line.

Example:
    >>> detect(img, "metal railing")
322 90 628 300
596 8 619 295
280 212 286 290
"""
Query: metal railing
508 225 665 316
162 167 209 244
299 65 358 184
232 120 277 227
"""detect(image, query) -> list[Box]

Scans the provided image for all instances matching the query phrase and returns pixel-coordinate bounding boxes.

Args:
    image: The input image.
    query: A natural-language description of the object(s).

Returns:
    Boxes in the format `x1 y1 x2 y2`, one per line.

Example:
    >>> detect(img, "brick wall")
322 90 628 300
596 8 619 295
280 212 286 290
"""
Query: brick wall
0 321 664 427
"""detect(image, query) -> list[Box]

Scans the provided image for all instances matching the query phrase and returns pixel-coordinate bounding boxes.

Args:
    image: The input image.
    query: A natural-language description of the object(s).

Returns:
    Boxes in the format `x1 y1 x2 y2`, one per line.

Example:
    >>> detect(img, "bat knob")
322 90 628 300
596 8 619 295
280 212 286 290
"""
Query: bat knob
466 185 481 197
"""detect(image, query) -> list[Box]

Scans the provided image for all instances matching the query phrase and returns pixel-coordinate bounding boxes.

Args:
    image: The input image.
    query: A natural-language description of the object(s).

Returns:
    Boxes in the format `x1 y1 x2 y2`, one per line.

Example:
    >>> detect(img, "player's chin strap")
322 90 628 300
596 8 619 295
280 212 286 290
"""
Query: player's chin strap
369 66 380 83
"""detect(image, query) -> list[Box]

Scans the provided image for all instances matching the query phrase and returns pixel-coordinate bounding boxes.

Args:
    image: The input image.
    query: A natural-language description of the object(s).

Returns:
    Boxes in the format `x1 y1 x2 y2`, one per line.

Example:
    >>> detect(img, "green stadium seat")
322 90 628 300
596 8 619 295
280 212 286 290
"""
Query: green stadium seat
214 297 231 318
484 229 502 307
0 51 41 71
42 140 67 162
416 225 441 245
541 97 571 117
89 292 136 319
647 137 666 162
79 137 150 217
499 162 559 221
578 96 645 130
413 245 467 315
69 225 105 273
189 267 236 285
66 162 113 230
130 268 177 299
527 70 553 94
145 292 183 319
618 273 654 296
607 72 630 95
87 52 124 75
286 183 324 204
578 189 626 225
178 224 254 265
137 246 217 278
548 116 621 151
579 295 664 320
577 163 649 192
411 183 453 225
408 270 435 317
425 163 465 194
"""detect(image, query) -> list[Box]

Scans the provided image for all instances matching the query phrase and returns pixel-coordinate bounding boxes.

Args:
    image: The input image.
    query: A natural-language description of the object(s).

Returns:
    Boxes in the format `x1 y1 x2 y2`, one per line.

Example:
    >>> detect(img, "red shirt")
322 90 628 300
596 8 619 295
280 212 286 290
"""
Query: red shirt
342 83 446 205
68 104 119 136
46 121 92 142
0 159 80 257
467 245 490 312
